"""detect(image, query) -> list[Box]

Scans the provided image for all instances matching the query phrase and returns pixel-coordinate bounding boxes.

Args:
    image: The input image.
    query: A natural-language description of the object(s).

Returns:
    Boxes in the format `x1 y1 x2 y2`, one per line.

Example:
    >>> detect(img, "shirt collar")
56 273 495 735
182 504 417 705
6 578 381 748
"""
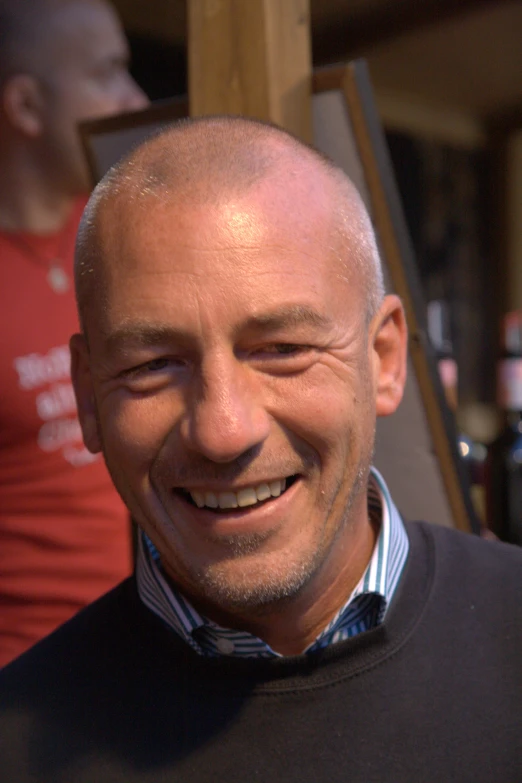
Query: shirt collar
136 466 409 658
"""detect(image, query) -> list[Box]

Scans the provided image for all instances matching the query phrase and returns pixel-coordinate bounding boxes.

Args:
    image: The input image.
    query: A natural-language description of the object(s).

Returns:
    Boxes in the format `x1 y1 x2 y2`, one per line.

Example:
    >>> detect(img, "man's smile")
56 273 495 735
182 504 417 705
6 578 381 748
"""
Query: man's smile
175 476 300 512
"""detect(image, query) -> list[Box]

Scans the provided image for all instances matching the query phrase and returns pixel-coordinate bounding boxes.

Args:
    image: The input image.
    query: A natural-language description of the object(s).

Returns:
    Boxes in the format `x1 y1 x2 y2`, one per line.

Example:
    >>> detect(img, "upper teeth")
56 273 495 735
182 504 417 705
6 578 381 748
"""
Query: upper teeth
189 479 287 510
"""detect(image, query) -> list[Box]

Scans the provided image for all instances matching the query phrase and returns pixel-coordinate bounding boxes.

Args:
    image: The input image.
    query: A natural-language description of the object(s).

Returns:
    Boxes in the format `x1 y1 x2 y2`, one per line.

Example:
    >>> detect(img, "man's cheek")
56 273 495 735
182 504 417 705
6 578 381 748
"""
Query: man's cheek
276 385 351 443
100 401 167 464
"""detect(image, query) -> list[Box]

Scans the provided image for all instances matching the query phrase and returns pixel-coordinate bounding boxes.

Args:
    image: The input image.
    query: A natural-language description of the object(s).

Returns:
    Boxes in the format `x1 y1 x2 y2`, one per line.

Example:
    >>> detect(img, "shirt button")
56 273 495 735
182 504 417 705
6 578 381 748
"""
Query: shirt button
216 638 235 655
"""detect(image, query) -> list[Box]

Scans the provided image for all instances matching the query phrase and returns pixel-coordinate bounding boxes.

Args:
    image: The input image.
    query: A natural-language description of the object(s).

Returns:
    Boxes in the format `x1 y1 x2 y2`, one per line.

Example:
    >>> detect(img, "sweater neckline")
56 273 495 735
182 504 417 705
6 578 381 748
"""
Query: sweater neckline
135 467 409 659
126 521 435 695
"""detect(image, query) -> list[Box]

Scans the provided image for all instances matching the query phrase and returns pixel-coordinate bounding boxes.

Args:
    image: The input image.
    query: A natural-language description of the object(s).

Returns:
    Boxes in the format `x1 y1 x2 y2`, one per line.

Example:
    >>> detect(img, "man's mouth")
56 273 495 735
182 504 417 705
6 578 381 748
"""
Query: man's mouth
177 476 298 512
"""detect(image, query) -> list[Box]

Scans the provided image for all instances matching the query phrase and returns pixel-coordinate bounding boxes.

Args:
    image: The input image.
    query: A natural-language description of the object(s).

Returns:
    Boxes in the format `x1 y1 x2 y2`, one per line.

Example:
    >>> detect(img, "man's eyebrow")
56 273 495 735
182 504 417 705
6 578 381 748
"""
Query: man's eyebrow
102 324 192 353
101 306 331 353
238 305 332 333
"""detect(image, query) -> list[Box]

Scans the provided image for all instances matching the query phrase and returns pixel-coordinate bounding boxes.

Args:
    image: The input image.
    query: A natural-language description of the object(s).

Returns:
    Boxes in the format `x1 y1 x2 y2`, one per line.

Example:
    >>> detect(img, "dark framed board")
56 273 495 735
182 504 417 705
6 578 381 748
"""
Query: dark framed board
79 60 479 534
79 96 188 184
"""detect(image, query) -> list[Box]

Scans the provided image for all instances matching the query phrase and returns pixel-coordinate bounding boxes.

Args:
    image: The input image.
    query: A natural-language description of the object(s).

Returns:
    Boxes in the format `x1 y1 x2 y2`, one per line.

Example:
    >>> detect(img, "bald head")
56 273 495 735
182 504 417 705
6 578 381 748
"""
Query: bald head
0 0 106 86
75 116 385 330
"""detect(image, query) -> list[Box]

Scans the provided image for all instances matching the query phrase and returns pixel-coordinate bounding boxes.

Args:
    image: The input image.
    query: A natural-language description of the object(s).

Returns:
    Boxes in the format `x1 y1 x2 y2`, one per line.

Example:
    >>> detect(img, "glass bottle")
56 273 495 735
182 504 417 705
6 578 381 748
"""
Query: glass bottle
427 300 487 523
487 311 522 544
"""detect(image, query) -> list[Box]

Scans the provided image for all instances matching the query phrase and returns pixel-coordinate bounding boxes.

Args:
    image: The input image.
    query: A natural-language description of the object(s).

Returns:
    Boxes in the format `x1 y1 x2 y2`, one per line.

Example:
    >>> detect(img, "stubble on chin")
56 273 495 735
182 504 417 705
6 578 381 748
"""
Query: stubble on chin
181 468 369 616
190 545 323 615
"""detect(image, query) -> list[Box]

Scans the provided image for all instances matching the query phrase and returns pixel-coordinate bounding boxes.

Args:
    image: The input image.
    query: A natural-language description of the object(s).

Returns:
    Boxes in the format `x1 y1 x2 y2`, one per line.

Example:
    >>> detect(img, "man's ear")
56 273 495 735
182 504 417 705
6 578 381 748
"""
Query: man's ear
371 295 408 418
2 74 45 137
70 333 102 454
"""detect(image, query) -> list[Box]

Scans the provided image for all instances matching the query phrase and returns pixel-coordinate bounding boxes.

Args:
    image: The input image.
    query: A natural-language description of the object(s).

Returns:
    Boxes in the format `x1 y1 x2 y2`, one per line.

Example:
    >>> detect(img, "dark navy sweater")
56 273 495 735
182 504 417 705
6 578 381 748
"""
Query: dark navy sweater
1 522 521 782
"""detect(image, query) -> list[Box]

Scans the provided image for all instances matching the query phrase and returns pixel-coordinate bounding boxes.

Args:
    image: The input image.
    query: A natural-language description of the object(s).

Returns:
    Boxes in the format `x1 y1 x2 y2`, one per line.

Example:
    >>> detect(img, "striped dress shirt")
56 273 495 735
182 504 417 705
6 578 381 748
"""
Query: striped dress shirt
136 466 409 658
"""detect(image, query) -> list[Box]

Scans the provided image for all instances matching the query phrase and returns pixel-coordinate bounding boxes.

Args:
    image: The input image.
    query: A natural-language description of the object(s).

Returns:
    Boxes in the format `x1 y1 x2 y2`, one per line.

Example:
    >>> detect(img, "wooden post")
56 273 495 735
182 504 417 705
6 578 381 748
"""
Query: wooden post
188 0 312 143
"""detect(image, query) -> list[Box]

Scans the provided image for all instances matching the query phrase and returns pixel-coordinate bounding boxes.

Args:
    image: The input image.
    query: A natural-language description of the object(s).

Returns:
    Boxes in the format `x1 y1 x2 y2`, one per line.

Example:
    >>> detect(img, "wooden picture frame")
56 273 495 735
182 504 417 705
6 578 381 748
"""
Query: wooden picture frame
79 60 479 534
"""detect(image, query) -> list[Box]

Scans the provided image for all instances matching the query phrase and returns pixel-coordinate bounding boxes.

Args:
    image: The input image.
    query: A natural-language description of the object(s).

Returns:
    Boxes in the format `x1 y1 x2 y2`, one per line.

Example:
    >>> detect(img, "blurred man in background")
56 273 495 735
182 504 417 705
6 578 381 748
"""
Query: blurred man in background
0 0 147 666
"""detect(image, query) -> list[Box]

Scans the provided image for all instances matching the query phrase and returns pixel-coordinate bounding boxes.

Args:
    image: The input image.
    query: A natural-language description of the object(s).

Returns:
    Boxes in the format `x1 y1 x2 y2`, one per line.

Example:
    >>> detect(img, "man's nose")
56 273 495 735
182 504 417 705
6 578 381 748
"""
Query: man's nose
120 74 149 112
180 357 270 464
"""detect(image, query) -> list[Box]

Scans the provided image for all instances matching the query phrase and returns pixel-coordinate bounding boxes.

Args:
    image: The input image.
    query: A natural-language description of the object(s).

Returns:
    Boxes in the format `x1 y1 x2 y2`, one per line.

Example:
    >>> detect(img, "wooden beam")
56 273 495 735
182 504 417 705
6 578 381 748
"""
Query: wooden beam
188 0 312 142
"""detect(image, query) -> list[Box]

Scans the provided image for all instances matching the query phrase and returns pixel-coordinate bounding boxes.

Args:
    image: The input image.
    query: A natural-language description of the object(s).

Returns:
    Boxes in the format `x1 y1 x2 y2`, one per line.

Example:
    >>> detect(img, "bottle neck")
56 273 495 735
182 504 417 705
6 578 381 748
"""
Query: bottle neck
498 357 522 413
437 356 458 412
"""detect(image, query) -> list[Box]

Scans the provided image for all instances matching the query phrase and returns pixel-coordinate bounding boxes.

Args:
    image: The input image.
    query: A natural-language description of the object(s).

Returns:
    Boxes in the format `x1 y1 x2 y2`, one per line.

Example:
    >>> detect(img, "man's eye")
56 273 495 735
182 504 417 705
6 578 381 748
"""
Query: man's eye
264 344 305 355
122 357 182 380
118 356 187 393
248 343 314 374
142 358 170 372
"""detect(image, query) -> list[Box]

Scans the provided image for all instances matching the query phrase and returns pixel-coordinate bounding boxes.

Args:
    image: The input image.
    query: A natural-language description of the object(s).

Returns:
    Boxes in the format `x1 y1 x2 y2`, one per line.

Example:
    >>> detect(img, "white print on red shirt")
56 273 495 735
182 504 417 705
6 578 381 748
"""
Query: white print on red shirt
13 345 99 467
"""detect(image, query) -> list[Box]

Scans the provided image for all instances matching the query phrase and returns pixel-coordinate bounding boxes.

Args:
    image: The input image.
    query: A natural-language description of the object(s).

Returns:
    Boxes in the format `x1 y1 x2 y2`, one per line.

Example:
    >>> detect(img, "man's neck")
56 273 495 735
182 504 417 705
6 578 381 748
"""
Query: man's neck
0 153 76 234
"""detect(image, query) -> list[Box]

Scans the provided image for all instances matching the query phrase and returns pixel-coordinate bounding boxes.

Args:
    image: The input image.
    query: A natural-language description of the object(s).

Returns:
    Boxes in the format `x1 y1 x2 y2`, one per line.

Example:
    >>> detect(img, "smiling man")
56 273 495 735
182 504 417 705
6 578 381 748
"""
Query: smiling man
0 117 521 782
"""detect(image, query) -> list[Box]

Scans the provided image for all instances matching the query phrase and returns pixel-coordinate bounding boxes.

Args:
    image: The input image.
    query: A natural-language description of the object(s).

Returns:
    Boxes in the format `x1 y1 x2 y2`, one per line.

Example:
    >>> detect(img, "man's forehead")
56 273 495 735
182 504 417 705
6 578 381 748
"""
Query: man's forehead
76 120 378 336
48 0 126 55
97 166 339 254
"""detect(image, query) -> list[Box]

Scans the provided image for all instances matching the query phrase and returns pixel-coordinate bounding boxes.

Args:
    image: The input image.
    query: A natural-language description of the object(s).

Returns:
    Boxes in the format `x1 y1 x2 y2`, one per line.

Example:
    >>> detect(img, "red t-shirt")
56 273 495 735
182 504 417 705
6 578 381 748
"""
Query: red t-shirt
0 200 131 667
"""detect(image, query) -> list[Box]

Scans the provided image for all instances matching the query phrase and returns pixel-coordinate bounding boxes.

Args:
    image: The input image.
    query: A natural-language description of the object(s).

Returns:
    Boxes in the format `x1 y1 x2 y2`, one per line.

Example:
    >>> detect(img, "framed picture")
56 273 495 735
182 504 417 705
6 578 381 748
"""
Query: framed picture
80 96 187 184
79 60 479 534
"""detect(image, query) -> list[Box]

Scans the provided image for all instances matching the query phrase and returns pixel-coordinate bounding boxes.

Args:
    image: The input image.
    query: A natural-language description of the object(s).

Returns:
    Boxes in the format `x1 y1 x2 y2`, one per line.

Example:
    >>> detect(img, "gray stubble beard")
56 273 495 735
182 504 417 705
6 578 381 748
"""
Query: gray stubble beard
189 456 372 616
